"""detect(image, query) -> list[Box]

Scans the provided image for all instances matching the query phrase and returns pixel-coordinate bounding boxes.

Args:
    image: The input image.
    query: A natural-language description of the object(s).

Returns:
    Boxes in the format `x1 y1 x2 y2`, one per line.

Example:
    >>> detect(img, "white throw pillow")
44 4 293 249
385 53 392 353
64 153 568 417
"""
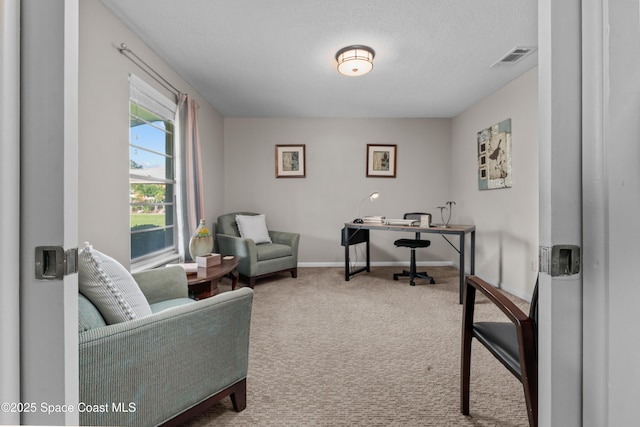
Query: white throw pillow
78 242 152 324
236 214 272 244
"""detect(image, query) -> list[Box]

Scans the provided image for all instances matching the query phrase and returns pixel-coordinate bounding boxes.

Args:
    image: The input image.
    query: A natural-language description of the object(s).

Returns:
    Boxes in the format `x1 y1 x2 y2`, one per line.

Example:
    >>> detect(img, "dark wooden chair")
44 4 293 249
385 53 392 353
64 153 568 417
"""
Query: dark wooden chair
460 275 538 427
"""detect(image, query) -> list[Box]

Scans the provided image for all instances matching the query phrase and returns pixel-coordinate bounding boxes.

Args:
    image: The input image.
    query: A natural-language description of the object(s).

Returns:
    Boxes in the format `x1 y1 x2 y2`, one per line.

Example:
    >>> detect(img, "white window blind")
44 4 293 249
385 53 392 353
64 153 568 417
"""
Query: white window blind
129 74 177 121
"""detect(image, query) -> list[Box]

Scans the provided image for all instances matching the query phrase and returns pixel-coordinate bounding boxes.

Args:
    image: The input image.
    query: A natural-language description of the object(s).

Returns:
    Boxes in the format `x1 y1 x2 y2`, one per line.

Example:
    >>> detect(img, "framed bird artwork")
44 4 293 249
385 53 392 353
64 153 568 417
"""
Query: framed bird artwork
477 118 512 190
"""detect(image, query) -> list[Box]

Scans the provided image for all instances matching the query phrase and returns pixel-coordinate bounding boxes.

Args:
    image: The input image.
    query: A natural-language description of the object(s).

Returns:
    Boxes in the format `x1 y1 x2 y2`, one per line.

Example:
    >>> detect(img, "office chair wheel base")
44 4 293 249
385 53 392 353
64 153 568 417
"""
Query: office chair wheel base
393 275 399 281
430 278 436 284
410 281 416 286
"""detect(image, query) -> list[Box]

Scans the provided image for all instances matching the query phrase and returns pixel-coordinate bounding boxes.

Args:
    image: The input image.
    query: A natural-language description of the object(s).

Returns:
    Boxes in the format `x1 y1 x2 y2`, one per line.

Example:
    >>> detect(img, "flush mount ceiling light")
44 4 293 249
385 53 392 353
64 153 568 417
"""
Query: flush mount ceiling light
335 45 375 77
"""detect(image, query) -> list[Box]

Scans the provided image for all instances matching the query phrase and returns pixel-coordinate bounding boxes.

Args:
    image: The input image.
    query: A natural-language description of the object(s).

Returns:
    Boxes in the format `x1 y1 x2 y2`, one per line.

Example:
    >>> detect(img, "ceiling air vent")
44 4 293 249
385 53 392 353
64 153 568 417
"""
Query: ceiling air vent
491 46 537 67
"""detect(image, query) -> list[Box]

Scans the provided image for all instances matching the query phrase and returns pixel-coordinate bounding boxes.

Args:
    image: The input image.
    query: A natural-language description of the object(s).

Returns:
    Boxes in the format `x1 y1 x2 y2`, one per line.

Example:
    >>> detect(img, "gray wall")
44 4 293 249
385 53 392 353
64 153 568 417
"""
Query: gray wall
223 118 454 265
78 0 224 268
451 68 538 299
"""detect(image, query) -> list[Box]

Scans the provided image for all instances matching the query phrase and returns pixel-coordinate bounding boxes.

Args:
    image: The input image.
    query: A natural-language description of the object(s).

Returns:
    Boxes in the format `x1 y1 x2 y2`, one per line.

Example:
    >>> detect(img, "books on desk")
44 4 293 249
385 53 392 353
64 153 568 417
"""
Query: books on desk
362 216 385 224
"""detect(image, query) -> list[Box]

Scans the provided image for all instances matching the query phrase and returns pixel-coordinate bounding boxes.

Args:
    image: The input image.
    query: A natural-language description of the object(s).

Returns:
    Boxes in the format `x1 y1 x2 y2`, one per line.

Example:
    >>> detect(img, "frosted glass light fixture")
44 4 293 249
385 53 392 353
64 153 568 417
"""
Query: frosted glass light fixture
335 45 375 77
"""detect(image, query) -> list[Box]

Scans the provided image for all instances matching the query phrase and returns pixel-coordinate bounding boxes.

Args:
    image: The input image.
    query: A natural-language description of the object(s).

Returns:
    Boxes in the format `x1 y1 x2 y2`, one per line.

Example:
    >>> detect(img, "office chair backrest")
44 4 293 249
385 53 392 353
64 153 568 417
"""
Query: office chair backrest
403 212 430 223
403 212 430 239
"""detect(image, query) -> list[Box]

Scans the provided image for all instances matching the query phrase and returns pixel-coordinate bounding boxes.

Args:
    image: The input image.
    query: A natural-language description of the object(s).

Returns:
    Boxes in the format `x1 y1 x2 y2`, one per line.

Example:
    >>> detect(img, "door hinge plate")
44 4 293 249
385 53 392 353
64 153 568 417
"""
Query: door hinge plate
35 246 79 280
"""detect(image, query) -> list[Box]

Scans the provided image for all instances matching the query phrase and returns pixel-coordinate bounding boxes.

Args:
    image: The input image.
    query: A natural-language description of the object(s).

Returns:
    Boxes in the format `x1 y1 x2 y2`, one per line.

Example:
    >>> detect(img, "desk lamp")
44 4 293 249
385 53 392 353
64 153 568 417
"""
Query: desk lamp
354 192 380 223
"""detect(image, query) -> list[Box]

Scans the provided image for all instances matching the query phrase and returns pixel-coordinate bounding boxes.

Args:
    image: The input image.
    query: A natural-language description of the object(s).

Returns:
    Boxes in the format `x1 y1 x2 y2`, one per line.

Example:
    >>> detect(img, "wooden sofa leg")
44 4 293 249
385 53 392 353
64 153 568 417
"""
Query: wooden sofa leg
230 378 247 412
161 378 248 425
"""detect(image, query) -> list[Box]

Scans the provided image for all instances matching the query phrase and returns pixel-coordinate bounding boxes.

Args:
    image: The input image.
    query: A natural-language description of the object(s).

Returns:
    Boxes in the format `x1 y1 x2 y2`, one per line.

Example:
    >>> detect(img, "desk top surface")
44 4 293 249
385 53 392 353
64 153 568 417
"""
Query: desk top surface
345 222 475 233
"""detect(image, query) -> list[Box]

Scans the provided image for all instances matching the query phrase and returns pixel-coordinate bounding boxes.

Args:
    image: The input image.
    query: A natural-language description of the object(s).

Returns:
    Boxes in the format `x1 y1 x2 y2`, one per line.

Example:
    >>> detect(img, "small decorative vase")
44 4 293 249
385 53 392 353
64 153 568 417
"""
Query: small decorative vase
188 219 214 261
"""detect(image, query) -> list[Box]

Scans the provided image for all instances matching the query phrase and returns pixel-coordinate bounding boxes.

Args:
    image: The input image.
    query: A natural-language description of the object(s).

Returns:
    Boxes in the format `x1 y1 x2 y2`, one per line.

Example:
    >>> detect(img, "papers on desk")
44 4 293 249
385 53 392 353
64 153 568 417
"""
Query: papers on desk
362 216 385 224
385 219 418 226
360 217 422 226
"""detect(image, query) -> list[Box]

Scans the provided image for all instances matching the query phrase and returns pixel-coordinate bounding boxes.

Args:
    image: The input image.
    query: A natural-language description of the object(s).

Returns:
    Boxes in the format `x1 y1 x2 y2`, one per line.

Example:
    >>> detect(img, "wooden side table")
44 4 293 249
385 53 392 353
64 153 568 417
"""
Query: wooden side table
186 257 240 300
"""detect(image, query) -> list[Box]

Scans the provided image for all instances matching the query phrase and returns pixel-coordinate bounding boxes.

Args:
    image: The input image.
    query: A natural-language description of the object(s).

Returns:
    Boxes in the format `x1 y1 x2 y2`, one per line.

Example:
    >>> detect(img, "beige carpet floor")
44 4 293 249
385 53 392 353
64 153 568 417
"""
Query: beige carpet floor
180 266 530 426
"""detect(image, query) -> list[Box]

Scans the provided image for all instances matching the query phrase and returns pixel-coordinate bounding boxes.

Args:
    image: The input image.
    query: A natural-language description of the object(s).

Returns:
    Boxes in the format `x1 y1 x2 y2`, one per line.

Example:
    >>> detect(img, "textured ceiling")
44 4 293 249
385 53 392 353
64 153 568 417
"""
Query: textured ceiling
100 0 538 118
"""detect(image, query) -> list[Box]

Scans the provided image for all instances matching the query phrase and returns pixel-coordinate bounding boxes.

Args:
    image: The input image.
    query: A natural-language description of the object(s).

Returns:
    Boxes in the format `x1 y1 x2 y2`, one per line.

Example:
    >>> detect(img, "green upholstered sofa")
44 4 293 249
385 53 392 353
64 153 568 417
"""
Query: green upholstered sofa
78 265 253 426
216 212 300 287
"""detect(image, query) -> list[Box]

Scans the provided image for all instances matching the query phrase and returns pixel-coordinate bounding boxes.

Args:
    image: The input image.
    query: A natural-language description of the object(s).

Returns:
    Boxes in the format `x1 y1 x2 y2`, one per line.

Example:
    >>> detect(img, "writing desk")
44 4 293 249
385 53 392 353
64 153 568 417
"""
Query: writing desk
343 222 476 304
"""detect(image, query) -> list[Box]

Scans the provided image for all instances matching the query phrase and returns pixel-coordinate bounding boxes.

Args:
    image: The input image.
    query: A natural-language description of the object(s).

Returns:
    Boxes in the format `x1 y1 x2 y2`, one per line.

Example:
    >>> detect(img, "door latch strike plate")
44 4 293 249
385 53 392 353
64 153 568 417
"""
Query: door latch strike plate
35 246 79 280
539 245 581 276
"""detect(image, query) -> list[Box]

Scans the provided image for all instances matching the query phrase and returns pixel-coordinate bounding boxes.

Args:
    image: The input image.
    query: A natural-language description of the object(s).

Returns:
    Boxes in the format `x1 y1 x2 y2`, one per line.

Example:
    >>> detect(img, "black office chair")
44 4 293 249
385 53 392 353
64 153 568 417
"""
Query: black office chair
392 212 435 286
461 275 539 427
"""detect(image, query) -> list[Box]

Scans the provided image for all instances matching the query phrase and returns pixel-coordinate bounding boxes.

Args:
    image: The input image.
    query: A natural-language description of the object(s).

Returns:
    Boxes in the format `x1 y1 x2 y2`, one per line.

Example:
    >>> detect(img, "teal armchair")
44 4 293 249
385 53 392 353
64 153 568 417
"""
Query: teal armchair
216 212 300 287
78 265 253 426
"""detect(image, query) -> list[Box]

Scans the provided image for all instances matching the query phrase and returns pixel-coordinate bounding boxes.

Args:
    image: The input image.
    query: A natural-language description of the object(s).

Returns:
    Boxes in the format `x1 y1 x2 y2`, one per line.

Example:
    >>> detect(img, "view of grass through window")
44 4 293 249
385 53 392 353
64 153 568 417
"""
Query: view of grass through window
129 101 176 261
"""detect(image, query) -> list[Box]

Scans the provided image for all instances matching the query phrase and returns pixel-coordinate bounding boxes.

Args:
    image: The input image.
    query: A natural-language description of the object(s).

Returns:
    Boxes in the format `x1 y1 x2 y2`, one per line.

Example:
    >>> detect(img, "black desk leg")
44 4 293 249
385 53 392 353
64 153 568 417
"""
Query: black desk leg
344 227 350 281
470 230 475 276
459 233 465 304
343 227 371 281
365 233 370 272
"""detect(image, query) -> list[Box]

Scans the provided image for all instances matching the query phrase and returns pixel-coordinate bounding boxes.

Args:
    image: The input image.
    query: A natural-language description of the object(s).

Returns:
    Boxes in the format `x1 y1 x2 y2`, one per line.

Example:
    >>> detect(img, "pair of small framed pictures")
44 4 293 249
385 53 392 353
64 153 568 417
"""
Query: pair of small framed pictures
275 144 397 178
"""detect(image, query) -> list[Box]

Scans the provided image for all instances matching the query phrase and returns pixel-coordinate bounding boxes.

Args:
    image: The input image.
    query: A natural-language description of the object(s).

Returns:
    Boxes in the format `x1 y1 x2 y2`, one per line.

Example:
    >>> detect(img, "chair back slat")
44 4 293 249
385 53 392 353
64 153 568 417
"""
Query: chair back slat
529 277 539 359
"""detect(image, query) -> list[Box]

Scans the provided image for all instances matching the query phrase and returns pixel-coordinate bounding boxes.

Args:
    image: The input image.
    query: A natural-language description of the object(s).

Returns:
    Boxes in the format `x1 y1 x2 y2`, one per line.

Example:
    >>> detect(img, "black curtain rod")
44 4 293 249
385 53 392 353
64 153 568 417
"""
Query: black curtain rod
118 42 182 98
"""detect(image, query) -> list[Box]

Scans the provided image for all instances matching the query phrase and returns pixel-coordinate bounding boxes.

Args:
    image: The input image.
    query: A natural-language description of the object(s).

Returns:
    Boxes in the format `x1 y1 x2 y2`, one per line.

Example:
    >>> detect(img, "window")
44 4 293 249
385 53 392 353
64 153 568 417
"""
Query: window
129 75 178 266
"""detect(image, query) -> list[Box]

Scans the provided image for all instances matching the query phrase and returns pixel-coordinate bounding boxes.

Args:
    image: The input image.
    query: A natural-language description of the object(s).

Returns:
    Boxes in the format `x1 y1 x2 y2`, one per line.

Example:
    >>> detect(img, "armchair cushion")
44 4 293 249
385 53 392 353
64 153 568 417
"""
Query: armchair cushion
257 243 293 261
236 213 272 244
132 264 188 304
78 293 107 332
78 242 152 324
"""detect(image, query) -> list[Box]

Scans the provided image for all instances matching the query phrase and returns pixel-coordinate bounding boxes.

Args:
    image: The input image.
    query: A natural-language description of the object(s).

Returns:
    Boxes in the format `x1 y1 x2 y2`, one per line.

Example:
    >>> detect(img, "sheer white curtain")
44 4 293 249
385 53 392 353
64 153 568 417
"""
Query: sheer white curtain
176 94 205 261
